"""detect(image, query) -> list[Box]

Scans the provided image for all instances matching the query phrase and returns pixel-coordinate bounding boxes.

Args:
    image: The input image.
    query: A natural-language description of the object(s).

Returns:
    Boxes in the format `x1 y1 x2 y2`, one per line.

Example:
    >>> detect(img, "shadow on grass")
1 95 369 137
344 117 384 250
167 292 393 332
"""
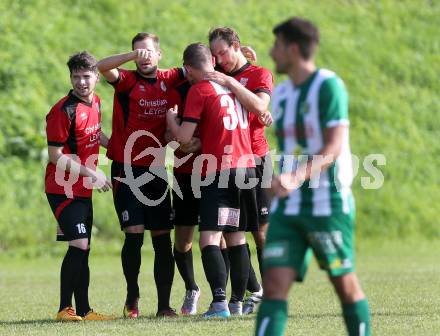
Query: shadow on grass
1 311 435 326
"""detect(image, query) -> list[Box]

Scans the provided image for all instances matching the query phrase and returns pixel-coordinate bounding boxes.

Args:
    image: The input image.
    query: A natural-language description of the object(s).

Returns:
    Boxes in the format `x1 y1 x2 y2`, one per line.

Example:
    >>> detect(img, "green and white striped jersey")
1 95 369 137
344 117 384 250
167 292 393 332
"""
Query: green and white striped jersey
271 68 354 217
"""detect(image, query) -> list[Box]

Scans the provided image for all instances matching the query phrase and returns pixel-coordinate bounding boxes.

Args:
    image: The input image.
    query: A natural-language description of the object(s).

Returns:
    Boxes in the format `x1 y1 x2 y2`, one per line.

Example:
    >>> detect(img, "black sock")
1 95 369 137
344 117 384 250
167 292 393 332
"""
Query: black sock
202 245 227 302
174 247 198 291
121 232 144 303
246 244 261 293
59 246 87 312
221 247 230 285
228 244 250 303
257 246 263 278
74 249 91 316
152 233 175 311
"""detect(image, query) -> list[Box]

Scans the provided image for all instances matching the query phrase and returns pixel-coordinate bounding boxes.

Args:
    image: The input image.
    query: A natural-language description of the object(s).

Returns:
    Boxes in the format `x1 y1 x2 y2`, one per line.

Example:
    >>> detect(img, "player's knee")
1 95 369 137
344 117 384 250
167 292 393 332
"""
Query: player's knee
174 238 192 252
262 268 295 300
330 272 365 304
69 238 89 251
224 231 246 247
124 225 145 234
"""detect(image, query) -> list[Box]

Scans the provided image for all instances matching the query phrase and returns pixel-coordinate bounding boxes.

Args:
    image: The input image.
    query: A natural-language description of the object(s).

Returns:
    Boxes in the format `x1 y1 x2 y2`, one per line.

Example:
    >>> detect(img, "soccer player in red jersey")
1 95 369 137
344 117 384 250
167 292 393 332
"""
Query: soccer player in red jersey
167 43 259 317
45 51 114 321
206 27 274 314
97 33 184 318
167 79 203 315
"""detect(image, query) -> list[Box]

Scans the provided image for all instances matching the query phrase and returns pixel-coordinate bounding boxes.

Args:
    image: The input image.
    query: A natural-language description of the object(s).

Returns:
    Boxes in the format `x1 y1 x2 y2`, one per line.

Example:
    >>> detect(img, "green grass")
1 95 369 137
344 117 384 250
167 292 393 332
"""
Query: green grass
0 0 439 251
1 240 440 335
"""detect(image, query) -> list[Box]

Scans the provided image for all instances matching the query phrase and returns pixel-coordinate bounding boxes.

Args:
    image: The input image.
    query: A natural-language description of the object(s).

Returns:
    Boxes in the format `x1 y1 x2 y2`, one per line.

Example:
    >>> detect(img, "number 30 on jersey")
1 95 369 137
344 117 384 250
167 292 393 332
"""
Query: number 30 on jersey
221 95 248 130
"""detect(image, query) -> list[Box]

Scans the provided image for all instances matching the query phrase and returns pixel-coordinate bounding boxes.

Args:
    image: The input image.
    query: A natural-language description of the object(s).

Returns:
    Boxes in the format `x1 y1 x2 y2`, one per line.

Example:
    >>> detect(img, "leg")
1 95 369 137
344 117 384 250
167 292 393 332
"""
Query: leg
220 234 230 285
60 239 89 311
224 231 250 308
253 222 268 277
200 231 230 316
255 267 296 336
330 273 371 336
174 226 198 291
151 229 175 315
121 224 144 315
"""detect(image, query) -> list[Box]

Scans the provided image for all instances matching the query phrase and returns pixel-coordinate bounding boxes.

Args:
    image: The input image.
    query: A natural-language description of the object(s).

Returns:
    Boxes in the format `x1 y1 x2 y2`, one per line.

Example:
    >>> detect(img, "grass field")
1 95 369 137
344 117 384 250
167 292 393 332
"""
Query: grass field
1 240 439 335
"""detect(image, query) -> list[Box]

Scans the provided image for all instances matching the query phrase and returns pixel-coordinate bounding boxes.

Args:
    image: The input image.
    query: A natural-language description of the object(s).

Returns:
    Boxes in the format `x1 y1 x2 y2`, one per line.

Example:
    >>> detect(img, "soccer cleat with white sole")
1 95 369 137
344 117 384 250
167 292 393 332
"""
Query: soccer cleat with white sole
181 288 201 315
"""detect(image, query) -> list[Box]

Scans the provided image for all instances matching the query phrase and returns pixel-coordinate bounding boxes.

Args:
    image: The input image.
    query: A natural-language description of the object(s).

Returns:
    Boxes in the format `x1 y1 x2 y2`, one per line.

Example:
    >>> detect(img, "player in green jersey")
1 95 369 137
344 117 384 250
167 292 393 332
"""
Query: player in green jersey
255 17 371 336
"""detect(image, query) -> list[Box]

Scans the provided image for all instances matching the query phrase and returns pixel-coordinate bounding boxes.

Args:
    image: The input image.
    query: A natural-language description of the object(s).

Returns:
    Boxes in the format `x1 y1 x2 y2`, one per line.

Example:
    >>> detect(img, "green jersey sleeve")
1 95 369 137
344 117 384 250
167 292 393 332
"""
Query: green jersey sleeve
318 76 349 128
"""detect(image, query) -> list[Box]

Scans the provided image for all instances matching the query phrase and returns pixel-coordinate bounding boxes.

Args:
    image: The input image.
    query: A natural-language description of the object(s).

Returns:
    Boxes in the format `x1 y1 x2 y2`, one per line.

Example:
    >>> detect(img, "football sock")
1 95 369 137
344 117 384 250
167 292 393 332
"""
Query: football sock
221 247 230 285
174 247 198 291
228 244 250 302
201 245 227 302
246 243 262 293
121 232 144 303
255 299 287 336
342 299 371 336
74 249 91 316
152 233 175 311
256 246 263 278
59 246 87 312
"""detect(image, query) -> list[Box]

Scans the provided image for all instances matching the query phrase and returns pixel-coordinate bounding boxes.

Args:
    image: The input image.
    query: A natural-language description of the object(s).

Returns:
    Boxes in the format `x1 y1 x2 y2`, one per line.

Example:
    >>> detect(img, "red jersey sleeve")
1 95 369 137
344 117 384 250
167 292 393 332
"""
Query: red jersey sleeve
161 67 185 88
46 105 71 147
110 68 137 92
182 84 206 123
251 68 273 96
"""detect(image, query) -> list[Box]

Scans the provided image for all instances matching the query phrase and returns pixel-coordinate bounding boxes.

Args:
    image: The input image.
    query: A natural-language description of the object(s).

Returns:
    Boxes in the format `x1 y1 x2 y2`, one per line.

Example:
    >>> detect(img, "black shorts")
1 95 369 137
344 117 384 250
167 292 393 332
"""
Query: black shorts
199 168 258 232
46 193 93 242
255 153 273 226
111 161 172 231
172 172 200 226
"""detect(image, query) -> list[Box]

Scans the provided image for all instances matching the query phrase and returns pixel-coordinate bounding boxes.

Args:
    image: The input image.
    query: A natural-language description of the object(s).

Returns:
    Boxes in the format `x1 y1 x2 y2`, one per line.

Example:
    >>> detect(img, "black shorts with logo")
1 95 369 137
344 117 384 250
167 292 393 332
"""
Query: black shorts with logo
172 172 200 226
46 193 93 242
199 168 258 232
255 153 273 226
111 161 172 231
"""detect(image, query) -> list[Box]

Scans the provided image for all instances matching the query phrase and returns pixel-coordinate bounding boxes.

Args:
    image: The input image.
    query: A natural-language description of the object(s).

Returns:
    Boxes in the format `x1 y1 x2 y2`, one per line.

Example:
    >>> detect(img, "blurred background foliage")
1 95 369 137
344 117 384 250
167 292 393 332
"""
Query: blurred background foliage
0 0 439 255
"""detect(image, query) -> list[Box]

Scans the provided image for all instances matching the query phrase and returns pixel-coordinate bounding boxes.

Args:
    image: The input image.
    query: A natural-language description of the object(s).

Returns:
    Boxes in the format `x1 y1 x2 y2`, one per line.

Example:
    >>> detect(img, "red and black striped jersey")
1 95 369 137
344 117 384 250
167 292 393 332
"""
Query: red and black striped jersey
229 63 273 157
182 80 255 176
106 68 184 167
45 91 101 197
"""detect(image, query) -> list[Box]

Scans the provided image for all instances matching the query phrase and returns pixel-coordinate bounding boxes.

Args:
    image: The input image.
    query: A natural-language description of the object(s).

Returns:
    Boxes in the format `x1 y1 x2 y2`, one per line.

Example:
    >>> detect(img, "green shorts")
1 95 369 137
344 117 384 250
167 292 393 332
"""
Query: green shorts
263 210 355 279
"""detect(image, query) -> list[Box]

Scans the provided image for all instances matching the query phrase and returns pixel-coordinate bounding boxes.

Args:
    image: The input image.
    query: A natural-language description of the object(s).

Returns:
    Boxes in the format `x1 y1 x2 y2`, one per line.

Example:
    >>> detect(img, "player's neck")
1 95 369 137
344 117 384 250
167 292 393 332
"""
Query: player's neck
231 54 248 73
289 62 316 86
72 91 94 104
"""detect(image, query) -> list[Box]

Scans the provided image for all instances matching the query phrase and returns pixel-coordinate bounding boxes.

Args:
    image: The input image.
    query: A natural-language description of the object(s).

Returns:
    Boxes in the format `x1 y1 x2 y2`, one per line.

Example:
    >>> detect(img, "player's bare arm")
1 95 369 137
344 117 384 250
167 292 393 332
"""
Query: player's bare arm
166 105 197 145
48 146 112 192
97 49 150 82
272 125 346 197
204 71 270 116
100 131 109 149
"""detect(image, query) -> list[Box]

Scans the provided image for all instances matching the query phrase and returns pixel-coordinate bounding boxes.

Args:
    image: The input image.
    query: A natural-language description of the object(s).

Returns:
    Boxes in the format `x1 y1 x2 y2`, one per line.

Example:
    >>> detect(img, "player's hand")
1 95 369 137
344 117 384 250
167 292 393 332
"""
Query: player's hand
91 172 112 193
133 49 151 62
204 71 230 87
240 46 257 62
258 111 273 127
271 173 297 198
179 137 201 153
166 105 178 124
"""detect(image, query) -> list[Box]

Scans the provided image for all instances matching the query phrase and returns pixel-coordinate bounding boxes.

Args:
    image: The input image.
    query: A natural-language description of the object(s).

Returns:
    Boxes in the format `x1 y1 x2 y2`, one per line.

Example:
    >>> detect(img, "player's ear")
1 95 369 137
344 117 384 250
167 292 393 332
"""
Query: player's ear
232 41 241 52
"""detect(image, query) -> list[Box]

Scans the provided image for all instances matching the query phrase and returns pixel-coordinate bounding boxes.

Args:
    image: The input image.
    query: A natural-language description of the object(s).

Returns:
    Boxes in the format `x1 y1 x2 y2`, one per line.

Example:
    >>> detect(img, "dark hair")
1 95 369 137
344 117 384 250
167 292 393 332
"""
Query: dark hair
183 43 212 70
67 51 97 74
208 26 240 46
273 17 319 59
131 32 160 50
